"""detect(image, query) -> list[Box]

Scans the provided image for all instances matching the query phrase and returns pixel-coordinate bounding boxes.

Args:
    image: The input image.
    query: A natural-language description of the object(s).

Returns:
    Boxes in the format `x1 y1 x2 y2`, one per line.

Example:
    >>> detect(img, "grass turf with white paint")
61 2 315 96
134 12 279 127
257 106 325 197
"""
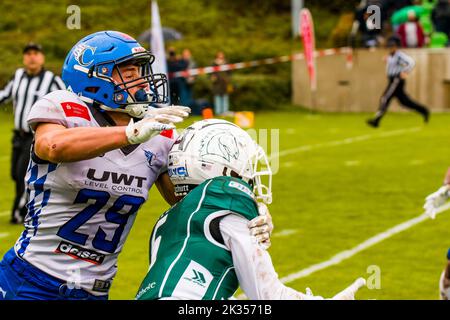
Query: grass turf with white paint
0 108 449 300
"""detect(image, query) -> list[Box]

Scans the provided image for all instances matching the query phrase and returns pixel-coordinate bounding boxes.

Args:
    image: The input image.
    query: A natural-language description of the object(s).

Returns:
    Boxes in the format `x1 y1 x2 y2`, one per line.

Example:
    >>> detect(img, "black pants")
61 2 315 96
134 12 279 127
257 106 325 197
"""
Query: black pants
374 77 429 123
11 131 33 223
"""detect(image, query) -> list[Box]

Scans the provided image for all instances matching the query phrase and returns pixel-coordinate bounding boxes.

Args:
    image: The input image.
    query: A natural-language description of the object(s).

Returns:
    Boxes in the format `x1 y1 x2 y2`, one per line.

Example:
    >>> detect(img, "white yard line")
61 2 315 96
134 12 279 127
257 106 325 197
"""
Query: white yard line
0 233 10 239
270 127 422 160
237 202 450 299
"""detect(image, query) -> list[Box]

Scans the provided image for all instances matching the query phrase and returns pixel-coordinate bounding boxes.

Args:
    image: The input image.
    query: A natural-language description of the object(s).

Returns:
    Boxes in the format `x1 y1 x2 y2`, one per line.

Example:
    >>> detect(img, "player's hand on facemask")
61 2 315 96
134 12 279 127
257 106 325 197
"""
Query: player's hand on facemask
126 118 175 145
145 105 191 124
248 202 274 250
424 185 450 219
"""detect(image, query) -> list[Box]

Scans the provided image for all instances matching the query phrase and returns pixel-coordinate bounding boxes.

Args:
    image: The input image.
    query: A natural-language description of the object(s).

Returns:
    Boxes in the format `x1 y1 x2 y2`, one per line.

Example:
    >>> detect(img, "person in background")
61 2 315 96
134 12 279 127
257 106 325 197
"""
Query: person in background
181 49 196 107
210 51 232 116
367 36 429 128
0 42 65 224
166 47 188 105
397 10 426 48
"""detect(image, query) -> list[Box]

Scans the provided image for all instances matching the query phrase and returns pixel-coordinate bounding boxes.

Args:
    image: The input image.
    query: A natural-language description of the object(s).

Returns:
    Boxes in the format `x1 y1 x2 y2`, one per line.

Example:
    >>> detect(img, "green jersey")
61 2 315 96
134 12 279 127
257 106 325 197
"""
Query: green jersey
136 176 259 300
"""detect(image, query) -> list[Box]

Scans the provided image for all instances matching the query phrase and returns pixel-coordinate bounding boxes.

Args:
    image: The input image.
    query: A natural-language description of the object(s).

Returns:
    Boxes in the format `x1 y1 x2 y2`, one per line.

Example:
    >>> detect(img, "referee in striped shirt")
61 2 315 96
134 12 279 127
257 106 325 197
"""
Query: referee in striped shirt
0 42 65 224
367 36 429 128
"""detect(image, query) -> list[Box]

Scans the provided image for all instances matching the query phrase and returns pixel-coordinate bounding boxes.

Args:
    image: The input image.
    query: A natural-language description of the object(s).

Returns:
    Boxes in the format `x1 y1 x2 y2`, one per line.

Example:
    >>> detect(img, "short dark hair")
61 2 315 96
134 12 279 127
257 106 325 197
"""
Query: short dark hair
386 36 401 48
23 42 43 54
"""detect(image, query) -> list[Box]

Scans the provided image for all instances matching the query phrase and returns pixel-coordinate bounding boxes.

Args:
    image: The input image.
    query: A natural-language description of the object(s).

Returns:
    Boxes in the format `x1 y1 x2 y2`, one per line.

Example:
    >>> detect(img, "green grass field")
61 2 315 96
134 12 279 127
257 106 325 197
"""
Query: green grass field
0 108 449 300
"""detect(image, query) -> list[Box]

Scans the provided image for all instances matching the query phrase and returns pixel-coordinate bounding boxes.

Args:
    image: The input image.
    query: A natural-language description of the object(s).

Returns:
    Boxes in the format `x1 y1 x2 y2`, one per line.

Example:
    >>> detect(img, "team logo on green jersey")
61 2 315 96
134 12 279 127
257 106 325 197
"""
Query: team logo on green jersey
186 270 207 287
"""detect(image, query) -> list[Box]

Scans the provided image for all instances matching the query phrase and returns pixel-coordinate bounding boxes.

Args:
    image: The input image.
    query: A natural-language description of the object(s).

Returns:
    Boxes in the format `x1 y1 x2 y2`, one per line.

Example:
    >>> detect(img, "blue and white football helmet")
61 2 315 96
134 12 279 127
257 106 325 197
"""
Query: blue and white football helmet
62 30 168 118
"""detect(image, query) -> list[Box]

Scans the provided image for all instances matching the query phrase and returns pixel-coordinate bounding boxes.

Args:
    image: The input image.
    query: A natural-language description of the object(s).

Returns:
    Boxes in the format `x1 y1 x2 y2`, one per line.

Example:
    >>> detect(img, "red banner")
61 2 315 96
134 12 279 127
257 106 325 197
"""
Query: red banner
300 8 317 91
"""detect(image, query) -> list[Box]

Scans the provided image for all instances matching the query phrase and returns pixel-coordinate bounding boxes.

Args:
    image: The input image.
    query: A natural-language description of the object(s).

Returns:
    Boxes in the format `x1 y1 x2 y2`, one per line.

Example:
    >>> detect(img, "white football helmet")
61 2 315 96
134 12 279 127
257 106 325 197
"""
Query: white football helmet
168 119 272 204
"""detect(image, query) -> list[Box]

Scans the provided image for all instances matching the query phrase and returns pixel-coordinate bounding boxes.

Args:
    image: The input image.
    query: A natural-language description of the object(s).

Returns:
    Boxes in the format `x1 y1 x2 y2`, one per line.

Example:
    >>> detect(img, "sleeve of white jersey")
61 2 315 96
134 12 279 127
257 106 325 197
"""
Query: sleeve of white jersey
27 96 69 131
219 214 319 300
398 51 416 73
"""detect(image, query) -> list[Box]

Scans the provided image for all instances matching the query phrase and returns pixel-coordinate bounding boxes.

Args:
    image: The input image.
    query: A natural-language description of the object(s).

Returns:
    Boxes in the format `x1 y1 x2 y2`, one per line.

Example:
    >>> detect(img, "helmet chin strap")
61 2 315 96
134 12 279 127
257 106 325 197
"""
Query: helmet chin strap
113 87 152 118
98 103 148 118
97 88 150 118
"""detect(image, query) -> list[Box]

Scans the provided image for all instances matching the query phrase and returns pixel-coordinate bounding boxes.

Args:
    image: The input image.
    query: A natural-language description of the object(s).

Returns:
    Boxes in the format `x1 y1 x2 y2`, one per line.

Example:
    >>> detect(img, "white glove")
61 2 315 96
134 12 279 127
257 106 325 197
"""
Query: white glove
145 105 191 124
424 185 450 219
125 118 175 145
440 269 450 300
331 278 366 300
248 202 274 250
303 288 324 300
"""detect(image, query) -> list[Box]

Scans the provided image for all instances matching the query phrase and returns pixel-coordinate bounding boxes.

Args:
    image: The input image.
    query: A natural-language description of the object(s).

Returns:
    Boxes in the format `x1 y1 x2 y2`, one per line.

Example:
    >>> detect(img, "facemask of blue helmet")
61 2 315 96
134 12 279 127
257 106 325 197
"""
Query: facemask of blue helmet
95 52 169 118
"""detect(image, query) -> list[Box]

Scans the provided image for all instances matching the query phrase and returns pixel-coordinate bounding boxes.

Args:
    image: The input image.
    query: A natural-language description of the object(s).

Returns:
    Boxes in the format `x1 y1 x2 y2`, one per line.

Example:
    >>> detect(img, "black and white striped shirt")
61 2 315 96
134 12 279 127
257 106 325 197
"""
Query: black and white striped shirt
0 68 65 133
387 50 416 78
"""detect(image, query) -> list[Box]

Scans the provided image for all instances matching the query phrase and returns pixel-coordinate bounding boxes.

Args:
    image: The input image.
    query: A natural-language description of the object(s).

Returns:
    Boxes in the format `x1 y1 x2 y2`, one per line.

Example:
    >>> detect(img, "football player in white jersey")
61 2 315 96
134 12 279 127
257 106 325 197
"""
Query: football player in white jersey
423 168 450 299
0 31 272 300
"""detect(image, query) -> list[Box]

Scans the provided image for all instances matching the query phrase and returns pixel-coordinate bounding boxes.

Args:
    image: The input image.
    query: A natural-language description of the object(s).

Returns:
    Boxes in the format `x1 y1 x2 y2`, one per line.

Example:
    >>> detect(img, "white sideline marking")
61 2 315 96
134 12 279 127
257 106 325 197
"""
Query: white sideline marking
270 127 421 160
273 229 298 237
0 233 9 239
237 202 450 299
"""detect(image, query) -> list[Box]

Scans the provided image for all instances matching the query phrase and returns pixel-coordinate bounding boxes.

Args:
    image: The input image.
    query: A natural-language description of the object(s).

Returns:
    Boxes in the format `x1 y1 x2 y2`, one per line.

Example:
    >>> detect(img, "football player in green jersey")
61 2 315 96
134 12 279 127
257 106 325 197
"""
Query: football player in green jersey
136 119 365 300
